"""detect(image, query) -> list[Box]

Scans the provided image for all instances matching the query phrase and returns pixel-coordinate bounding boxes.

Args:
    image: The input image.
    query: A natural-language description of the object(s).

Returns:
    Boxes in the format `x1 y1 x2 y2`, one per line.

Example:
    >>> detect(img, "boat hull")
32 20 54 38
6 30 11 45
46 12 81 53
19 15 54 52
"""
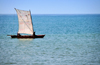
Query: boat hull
7 35 45 38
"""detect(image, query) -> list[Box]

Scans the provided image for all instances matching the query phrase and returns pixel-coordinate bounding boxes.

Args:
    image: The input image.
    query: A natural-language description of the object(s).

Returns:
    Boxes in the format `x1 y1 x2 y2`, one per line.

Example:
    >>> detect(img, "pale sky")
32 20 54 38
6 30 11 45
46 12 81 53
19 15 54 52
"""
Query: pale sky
0 0 100 14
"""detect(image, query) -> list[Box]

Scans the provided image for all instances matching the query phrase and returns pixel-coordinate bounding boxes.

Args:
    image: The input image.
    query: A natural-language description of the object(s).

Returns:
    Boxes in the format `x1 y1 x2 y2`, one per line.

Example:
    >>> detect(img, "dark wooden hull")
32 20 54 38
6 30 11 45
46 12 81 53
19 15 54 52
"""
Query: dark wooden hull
7 35 45 38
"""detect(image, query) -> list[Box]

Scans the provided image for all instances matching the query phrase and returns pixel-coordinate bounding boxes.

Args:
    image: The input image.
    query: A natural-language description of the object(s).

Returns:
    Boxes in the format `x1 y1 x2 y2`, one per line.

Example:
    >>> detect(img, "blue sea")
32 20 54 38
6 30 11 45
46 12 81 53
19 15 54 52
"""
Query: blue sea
0 14 100 65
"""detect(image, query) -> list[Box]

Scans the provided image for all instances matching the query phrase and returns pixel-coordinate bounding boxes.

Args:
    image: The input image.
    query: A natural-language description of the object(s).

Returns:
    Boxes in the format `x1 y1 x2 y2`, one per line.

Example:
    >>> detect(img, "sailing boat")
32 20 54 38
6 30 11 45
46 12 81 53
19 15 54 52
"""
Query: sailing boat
7 8 45 38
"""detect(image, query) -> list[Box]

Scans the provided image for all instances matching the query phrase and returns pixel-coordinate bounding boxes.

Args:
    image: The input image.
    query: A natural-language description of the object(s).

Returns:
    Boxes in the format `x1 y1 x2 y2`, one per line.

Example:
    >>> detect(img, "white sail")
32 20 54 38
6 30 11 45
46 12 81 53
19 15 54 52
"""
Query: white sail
15 8 34 35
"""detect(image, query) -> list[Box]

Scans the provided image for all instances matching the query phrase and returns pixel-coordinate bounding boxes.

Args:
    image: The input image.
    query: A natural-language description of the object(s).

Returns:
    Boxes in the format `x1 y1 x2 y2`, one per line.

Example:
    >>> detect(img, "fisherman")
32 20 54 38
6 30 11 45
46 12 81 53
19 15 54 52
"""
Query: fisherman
33 32 36 38
17 33 21 36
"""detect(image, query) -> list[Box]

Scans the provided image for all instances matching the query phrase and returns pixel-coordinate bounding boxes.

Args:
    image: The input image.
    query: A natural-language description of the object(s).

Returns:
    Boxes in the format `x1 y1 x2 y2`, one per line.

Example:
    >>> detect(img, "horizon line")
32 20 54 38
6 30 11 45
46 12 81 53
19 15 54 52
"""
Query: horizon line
0 13 100 15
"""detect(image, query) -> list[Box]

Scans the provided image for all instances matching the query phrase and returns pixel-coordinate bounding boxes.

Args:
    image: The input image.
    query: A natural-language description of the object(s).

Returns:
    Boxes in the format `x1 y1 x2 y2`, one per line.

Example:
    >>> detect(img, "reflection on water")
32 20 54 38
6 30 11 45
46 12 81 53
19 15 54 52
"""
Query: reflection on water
18 38 33 41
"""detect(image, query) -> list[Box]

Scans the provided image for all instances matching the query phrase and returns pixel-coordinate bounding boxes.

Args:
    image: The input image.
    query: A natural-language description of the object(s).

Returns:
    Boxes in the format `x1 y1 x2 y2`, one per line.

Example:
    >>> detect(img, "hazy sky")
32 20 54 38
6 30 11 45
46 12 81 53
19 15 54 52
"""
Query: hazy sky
0 0 100 14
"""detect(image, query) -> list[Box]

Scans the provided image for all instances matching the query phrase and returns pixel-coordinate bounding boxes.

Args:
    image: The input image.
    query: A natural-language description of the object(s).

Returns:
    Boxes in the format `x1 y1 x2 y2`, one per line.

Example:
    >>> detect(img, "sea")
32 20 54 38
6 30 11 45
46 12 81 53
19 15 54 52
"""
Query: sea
0 14 100 65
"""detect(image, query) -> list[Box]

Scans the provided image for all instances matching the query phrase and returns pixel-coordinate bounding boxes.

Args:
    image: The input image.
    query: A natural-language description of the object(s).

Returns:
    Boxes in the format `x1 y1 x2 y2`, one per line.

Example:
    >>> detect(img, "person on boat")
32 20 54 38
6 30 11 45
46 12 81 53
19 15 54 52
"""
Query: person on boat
17 33 21 36
33 32 36 38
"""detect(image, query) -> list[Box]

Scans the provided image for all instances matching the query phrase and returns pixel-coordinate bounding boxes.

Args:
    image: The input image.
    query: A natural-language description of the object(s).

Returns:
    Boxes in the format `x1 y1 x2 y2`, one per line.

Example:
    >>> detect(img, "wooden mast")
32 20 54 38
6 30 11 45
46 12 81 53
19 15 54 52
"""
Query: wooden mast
29 10 35 37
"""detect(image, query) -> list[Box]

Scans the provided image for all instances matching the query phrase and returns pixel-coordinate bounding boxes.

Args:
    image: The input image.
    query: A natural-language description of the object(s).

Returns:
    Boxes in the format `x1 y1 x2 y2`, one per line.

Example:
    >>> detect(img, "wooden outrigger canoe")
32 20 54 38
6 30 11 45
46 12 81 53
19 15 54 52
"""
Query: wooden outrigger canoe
7 8 45 39
7 35 45 38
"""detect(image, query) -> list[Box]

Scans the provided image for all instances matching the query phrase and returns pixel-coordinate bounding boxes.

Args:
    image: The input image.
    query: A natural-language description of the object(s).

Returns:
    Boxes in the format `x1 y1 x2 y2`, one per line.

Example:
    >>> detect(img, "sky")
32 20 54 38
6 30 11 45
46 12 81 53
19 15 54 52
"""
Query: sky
0 0 100 14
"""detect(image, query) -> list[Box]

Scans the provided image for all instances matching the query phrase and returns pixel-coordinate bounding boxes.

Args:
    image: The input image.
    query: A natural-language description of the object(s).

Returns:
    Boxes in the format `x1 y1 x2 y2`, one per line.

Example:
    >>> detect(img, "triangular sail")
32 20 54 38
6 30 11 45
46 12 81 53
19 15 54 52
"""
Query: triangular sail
15 8 34 35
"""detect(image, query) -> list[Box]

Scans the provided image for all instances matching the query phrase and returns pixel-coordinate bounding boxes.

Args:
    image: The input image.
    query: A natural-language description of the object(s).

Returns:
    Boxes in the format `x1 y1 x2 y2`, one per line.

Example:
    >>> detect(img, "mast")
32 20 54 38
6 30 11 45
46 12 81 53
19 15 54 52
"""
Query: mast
29 10 34 32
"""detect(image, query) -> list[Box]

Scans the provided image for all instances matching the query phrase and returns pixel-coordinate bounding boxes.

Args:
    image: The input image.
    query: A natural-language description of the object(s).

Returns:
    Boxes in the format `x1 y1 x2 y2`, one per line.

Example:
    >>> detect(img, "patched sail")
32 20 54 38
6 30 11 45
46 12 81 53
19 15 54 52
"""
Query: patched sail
15 8 34 35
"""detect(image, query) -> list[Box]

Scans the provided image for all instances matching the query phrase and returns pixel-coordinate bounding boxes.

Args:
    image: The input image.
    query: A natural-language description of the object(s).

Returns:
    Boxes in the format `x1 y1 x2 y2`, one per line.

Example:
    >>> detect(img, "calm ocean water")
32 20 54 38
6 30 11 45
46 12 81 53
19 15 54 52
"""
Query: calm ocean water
0 14 100 65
